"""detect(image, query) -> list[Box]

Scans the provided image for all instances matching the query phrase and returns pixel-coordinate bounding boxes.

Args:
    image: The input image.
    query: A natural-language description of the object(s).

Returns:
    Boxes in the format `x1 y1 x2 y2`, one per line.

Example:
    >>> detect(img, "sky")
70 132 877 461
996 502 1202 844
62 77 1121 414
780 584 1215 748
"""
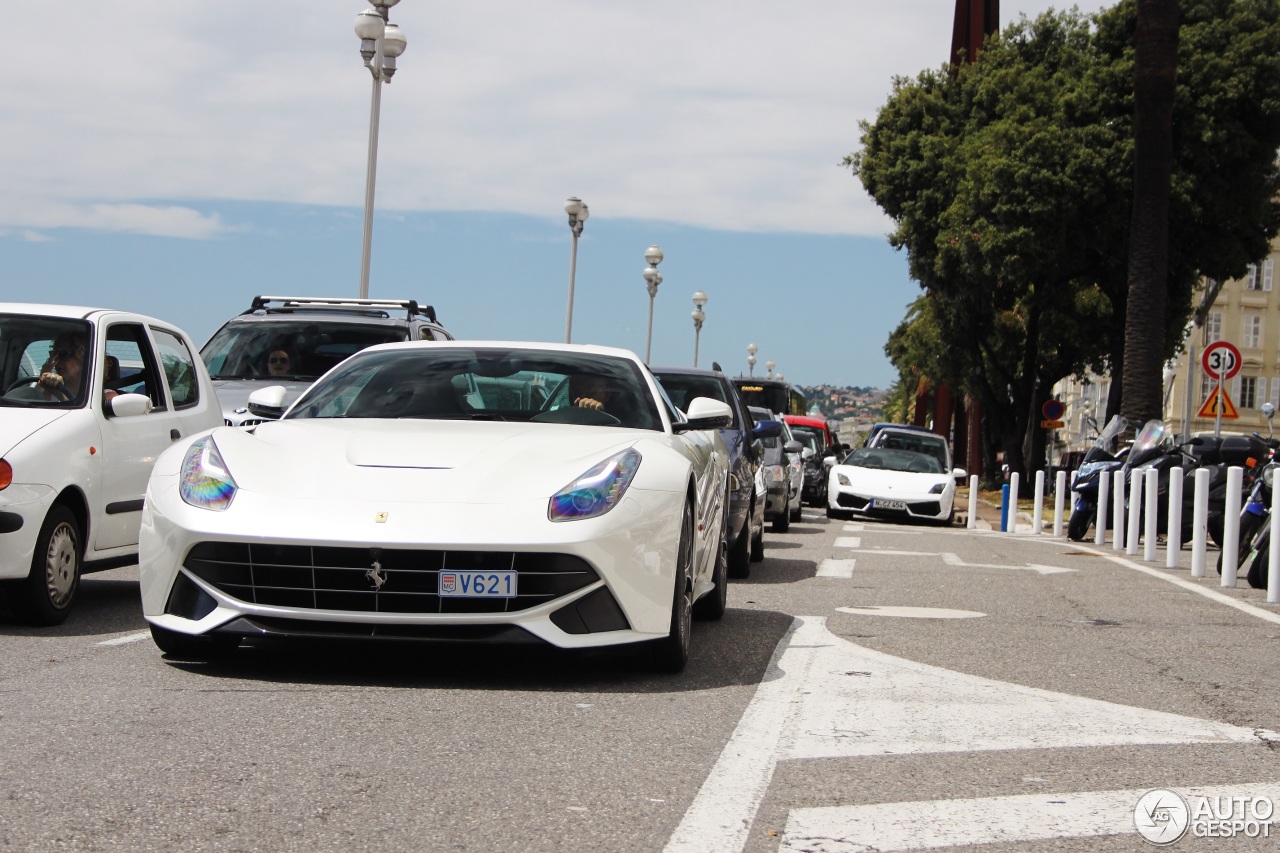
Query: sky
0 0 1111 389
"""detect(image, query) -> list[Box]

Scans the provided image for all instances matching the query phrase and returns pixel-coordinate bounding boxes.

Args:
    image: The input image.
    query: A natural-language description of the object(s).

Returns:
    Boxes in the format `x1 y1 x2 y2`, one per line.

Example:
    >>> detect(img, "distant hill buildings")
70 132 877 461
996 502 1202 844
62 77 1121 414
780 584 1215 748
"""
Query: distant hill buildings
795 384 887 445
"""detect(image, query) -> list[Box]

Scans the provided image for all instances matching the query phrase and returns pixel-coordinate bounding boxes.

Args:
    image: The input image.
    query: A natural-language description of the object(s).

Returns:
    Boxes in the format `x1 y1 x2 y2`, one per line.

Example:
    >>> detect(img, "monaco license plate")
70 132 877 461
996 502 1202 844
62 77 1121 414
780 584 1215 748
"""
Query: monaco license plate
439 570 517 598
873 499 907 511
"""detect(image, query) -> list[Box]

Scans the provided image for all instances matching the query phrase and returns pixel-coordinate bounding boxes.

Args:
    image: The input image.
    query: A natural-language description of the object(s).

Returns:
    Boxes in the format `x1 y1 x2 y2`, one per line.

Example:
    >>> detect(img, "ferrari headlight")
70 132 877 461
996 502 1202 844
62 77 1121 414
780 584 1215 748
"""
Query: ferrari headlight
549 448 641 521
179 437 238 511
837 473 851 486
928 483 946 494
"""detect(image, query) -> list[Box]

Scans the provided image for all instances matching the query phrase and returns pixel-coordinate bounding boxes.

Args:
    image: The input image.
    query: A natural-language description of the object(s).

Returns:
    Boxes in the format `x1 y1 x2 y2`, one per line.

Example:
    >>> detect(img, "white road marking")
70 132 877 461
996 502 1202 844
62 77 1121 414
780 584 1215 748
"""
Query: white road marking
663 618 814 853
817 559 856 579
851 527 924 536
780 783 1280 852
841 524 864 532
833 537 861 549
836 606 984 619
843 549 936 557
667 619 1276 853
785 622 1272 761
939 551 1076 575
95 630 152 647
839 549 1073 574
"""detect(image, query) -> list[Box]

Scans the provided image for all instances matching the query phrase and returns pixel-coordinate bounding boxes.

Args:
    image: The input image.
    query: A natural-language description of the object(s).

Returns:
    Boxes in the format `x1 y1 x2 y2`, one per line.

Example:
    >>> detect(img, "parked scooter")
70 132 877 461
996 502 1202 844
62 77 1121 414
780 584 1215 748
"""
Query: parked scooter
1067 415 1129 541
1217 402 1280 587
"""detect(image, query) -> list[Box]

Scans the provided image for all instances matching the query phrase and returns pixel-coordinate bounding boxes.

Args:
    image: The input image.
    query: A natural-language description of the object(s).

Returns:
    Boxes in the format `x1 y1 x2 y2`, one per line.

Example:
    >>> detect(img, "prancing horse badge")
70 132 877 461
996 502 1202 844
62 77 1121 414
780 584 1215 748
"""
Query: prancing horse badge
375 512 388 523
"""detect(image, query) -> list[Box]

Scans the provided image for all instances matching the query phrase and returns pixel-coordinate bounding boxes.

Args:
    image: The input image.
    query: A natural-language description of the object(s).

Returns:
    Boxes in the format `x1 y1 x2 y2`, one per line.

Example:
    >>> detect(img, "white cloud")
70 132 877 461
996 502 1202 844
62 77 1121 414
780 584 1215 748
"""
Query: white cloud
0 0 1111 239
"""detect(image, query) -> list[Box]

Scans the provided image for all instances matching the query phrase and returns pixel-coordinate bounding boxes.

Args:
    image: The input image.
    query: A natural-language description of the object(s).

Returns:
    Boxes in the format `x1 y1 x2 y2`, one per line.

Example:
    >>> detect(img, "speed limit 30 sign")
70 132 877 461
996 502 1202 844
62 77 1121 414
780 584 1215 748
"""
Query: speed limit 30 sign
1202 340 1241 381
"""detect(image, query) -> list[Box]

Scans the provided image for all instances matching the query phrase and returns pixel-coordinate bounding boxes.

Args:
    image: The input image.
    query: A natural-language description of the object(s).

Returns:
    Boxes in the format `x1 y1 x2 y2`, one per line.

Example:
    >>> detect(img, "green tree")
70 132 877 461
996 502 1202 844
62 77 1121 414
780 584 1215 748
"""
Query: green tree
850 0 1280 482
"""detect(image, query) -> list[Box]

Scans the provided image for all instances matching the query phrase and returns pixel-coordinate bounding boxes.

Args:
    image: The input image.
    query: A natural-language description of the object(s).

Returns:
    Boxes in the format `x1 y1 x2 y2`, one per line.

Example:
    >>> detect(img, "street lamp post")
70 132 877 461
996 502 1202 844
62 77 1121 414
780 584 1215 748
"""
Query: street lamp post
690 290 707 367
747 342 758 377
563 197 590 343
354 1 407 300
766 359 775 379
643 245 664 363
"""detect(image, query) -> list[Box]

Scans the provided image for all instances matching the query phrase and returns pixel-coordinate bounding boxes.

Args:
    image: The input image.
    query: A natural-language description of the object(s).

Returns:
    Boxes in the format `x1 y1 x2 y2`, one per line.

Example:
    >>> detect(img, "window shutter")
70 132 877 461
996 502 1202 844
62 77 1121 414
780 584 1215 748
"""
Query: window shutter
1232 375 1241 402
1265 258 1275 292
1270 377 1279 409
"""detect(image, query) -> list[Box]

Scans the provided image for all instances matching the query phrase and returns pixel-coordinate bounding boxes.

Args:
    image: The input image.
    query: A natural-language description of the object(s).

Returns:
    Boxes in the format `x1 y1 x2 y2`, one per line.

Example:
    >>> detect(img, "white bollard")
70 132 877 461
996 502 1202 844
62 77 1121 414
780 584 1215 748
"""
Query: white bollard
1166 467 1183 569
1113 469 1127 551
1033 471 1045 535
1191 467 1209 578
1270 475 1280 603
967 474 978 530
1008 472 1020 534
1144 468 1159 561
1126 469 1143 556
1054 470 1067 537
1221 465 1243 588
1094 467 1110 546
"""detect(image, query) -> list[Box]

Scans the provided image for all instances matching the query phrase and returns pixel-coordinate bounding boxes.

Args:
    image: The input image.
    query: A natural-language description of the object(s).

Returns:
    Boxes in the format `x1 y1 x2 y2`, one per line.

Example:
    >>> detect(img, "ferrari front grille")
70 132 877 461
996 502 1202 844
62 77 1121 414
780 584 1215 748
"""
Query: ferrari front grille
182 542 599 614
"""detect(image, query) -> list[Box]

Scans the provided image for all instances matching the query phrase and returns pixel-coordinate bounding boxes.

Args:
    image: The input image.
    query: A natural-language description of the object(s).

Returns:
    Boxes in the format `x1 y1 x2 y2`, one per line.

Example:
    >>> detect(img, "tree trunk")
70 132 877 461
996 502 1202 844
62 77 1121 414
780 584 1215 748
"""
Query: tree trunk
1121 0 1179 427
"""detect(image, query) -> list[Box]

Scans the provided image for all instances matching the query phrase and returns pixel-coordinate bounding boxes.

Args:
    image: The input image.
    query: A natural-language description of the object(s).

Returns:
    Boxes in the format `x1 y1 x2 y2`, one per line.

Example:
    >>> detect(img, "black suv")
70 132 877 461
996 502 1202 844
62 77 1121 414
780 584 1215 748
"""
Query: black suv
200 296 454 426
652 364 779 577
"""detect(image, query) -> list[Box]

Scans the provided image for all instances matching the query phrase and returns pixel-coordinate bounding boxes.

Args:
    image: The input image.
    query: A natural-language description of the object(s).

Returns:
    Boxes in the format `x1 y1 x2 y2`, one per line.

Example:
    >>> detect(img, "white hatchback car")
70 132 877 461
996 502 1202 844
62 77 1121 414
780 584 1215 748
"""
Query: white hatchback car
0 304 223 625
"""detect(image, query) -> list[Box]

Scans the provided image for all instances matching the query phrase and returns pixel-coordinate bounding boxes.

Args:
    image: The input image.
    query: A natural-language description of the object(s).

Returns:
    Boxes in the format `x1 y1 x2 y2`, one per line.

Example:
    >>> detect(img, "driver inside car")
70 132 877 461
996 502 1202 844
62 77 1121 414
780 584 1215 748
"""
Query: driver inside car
38 333 87 400
570 373 617 413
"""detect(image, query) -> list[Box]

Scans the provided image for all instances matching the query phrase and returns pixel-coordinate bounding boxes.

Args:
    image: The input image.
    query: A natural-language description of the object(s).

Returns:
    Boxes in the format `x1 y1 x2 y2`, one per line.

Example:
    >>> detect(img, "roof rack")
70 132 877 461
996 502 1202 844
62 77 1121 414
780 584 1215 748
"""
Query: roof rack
248 296 438 324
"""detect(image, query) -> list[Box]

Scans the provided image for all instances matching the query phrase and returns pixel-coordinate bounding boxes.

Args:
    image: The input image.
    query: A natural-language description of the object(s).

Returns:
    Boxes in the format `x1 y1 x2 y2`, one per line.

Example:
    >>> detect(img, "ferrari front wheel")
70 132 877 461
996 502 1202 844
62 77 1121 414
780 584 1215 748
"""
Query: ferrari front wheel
648 501 694 672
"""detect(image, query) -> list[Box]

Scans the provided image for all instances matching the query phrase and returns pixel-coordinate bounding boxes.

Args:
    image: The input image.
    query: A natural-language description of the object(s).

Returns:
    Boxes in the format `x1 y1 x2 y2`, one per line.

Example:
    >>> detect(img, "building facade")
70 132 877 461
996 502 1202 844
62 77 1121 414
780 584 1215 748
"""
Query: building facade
1166 234 1280 439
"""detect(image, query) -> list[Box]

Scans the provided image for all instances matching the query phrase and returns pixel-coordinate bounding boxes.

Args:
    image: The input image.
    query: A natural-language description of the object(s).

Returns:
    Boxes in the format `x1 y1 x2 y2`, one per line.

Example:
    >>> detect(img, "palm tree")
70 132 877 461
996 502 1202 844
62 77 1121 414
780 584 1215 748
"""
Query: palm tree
1121 0 1180 428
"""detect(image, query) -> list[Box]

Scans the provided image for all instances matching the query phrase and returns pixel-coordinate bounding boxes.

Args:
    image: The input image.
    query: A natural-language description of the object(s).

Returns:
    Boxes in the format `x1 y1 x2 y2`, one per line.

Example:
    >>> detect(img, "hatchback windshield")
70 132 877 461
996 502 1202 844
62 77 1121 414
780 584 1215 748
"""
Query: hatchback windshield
201 321 409 382
285 347 664 430
0 315 94 408
843 448 944 475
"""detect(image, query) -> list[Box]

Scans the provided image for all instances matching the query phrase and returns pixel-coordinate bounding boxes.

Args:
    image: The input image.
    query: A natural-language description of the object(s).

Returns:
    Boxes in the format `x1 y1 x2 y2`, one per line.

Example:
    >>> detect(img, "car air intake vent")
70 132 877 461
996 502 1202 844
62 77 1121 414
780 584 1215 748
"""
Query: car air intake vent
182 542 599 614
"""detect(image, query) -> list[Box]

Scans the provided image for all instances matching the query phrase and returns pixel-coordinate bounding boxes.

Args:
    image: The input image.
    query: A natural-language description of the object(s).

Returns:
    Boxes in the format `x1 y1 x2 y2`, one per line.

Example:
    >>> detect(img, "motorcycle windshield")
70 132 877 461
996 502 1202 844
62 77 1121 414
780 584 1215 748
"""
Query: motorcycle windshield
1082 414 1129 462
1128 419 1172 467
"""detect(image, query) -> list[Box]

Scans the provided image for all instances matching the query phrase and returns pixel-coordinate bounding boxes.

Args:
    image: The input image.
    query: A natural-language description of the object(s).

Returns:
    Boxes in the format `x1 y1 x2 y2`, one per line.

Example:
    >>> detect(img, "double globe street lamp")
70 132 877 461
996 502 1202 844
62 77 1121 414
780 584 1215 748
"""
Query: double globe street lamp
691 290 707 367
747 342 758 377
563 197 590 343
643 245 664 363
353 1 407 299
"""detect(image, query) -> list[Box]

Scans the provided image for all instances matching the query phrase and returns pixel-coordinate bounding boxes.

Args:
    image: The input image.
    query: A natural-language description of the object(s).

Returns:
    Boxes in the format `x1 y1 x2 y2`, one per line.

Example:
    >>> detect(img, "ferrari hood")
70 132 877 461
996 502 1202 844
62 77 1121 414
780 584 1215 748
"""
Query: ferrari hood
206 419 654 504
0 408 69 457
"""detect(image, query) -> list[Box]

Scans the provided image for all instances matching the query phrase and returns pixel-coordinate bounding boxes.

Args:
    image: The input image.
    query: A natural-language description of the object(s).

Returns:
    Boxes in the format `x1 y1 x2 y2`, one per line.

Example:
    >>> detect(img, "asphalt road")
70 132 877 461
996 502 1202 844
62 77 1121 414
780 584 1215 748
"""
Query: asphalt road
2 506 1279 852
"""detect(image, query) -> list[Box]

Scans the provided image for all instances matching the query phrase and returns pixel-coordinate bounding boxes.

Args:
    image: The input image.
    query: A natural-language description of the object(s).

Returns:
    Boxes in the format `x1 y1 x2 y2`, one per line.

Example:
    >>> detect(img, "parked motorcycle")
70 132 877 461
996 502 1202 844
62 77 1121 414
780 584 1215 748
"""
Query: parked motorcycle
1067 415 1129 541
1122 419 1202 542
1216 403 1280 588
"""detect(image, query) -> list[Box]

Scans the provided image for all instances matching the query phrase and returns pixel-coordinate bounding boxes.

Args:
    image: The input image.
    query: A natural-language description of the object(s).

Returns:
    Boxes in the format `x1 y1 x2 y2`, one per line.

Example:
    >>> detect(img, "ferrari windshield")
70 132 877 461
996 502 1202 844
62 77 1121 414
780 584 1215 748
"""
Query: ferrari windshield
285 346 664 430
842 447 944 475
0 315 94 409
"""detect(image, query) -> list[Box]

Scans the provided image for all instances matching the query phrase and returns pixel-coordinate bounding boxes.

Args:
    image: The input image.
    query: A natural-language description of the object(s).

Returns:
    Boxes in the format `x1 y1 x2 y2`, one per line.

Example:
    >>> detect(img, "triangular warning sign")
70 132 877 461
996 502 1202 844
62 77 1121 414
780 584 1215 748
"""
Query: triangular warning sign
1197 386 1239 419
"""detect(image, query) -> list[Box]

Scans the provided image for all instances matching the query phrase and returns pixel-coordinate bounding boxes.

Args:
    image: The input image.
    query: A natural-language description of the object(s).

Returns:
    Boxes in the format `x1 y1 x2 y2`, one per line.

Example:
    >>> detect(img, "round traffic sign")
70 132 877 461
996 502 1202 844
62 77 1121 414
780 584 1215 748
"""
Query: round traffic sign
1202 341 1241 381
1042 399 1065 420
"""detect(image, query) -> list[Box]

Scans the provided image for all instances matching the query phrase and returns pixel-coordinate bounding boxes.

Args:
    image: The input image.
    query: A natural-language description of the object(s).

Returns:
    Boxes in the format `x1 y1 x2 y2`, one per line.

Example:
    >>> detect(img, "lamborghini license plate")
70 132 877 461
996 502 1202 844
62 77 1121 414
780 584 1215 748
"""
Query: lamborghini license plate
873 499 907 511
